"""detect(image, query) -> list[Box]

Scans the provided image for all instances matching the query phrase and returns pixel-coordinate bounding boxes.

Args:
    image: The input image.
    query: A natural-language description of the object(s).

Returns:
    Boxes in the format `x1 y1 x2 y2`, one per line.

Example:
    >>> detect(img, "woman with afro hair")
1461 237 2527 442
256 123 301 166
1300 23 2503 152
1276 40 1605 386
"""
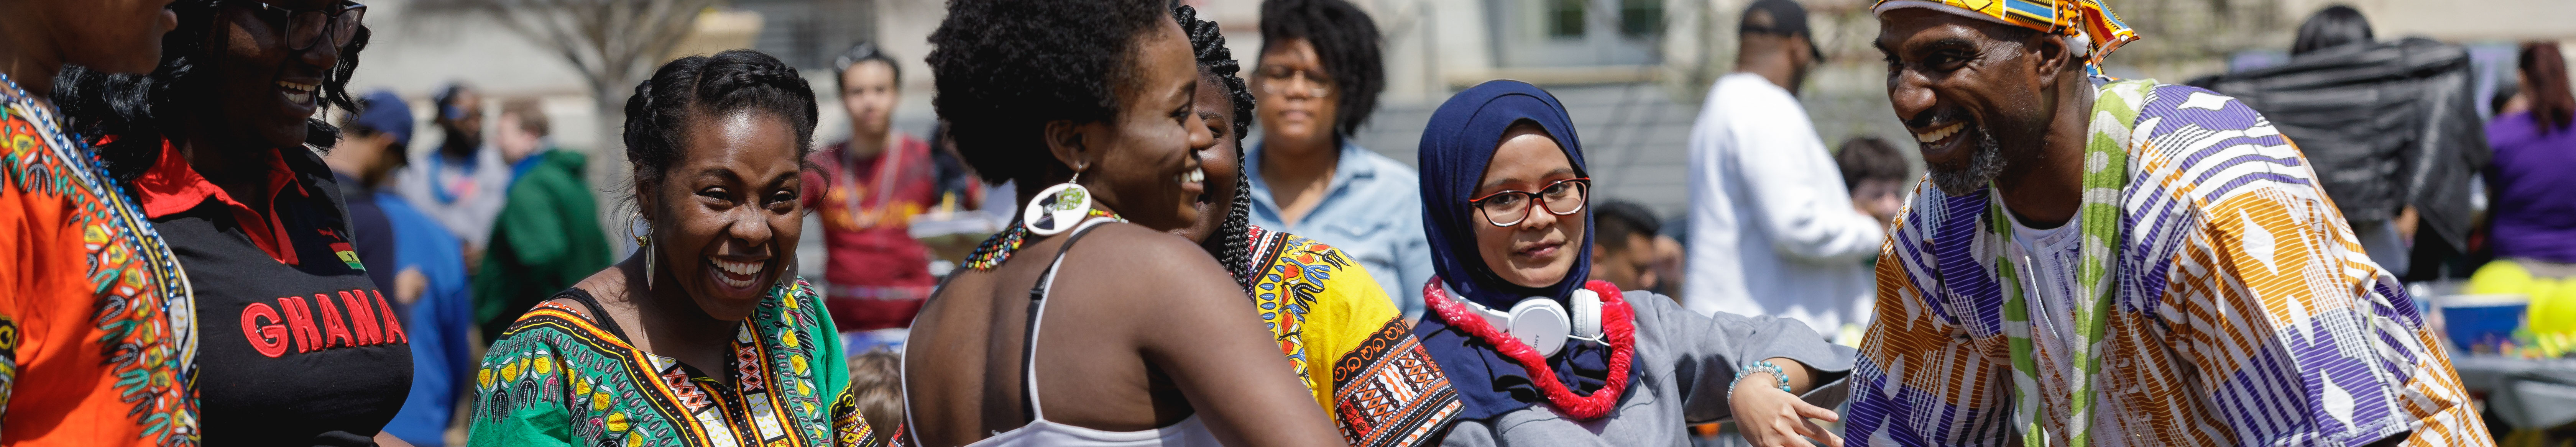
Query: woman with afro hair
901 0 1346 446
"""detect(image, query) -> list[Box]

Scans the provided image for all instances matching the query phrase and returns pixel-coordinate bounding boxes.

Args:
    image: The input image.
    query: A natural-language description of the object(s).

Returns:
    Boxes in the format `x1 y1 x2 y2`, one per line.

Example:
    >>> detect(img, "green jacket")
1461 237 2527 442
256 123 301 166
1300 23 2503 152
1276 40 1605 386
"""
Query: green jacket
474 150 615 344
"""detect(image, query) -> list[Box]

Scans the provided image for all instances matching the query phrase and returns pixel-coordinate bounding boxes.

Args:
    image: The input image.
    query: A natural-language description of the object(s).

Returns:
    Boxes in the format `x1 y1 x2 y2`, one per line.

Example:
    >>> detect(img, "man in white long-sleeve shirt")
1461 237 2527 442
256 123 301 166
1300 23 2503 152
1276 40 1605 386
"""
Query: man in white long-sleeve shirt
1683 0 1884 344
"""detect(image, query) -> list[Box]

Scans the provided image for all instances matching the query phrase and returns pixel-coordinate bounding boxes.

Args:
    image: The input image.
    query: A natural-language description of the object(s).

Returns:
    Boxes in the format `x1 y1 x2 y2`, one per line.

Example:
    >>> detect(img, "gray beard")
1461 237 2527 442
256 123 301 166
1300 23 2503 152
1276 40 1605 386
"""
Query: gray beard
1927 127 2007 197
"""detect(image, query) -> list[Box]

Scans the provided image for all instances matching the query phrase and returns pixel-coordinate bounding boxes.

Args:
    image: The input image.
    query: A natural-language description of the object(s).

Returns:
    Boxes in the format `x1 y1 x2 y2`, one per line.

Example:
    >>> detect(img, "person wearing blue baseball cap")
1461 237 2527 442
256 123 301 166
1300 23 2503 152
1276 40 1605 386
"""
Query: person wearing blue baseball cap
326 90 477 447
326 90 416 293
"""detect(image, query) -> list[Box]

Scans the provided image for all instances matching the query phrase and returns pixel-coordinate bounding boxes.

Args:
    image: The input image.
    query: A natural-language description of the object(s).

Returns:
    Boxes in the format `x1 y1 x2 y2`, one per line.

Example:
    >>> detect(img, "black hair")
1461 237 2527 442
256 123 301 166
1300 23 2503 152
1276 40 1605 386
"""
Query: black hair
1591 201 1660 253
622 49 820 191
927 0 1168 187
52 0 370 185
1179 5 1259 290
1259 0 1384 137
1834 136 1909 190
2291 5 2372 56
832 42 901 86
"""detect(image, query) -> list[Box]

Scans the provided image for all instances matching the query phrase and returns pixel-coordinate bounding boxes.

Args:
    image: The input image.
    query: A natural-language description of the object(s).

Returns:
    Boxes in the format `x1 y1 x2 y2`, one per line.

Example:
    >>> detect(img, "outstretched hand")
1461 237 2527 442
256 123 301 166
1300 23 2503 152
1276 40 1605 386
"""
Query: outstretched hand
1730 375 1844 447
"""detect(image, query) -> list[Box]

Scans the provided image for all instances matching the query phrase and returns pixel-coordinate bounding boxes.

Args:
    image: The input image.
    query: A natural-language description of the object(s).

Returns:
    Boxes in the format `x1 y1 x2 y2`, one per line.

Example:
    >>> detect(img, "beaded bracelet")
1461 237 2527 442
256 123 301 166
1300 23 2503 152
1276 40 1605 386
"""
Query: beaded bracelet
1732 360 1792 395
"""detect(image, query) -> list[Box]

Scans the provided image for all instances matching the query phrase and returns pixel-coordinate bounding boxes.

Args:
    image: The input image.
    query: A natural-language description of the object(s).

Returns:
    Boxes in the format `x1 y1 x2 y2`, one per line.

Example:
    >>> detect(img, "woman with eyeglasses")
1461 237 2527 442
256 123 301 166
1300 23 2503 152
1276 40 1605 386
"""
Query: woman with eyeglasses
53 1 409 446
1412 80 1855 447
0 0 192 445
1245 0 1434 316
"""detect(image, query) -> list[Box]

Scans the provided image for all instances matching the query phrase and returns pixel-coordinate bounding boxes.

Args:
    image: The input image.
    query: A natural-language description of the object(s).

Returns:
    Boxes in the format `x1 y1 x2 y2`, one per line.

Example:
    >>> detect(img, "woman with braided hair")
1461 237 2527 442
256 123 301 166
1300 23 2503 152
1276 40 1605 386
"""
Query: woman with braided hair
1165 6 1462 447
466 49 877 447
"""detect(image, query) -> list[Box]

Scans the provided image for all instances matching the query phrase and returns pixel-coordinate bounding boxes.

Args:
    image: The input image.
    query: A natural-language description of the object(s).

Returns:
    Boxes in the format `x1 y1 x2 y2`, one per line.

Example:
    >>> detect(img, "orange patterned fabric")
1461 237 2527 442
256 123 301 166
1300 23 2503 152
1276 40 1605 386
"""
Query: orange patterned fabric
1845 83 2488 446
0 81 196 446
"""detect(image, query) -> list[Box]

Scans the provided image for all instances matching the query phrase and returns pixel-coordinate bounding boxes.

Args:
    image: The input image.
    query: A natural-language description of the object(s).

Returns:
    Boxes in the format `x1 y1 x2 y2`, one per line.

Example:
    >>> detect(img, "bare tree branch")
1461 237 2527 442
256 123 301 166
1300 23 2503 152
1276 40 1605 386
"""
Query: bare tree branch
404 0 720 154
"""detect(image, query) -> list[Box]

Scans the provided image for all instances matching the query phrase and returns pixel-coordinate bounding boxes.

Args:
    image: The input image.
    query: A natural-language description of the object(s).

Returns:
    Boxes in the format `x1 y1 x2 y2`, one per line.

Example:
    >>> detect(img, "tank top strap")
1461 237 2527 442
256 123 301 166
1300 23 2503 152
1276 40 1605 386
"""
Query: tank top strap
1021 218 1116 422
554 287 633 342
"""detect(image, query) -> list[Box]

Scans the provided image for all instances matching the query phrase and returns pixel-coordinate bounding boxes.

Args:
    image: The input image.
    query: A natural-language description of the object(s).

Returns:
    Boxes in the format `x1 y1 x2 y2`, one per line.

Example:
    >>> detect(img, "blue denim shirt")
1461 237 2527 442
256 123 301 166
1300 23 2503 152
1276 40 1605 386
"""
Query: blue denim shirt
1245 141 1434 319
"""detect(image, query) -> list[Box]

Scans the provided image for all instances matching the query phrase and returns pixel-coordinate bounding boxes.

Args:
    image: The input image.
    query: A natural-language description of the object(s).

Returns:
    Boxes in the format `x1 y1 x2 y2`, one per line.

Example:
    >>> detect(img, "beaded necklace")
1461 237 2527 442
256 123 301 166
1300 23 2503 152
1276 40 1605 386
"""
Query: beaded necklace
962 208 1122 270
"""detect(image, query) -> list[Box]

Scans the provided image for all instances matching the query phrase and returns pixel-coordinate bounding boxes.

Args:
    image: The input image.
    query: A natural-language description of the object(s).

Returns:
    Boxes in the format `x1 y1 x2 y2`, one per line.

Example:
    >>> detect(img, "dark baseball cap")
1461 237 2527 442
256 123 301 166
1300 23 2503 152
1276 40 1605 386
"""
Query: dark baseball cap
352 90 415 148
1740 0 1824 61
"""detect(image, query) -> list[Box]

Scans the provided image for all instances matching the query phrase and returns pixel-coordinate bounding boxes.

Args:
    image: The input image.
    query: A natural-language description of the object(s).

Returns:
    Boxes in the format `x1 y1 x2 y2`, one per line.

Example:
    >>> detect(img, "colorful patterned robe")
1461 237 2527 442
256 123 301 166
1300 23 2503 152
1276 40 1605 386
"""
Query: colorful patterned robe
469 280 877 447
1845 82 2489 447
1242 226 1462 447
0 85 196 446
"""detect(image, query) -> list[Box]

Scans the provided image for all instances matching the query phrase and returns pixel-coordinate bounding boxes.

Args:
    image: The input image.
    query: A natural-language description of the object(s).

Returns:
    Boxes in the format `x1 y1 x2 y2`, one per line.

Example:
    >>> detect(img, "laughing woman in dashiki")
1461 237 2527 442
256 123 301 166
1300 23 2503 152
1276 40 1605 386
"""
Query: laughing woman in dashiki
468 50 876 447
1164 6 1462 447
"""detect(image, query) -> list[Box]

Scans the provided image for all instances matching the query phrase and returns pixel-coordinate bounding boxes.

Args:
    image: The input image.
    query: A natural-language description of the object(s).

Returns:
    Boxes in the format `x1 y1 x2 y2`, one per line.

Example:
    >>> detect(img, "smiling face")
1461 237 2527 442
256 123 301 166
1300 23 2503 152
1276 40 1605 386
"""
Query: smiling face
1254 38 1338 149
198 0 347 149
1876 9 2054 196
1473 123 1586 288
1173 74 1242 243
1068 22 1213 231
50 0 181 74
642 111 807 321
840 60 900 144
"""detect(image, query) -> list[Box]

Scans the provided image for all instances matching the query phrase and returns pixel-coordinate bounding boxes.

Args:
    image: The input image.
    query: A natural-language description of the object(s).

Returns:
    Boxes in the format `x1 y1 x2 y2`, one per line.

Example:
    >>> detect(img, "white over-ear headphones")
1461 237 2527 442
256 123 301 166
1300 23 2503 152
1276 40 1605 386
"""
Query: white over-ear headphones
1442 284 1605 357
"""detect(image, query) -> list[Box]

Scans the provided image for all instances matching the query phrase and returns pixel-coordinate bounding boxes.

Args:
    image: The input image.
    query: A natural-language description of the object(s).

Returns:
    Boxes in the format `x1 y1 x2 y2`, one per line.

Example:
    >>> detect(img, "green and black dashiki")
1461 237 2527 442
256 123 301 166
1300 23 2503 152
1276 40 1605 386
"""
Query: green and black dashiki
470 280 878 447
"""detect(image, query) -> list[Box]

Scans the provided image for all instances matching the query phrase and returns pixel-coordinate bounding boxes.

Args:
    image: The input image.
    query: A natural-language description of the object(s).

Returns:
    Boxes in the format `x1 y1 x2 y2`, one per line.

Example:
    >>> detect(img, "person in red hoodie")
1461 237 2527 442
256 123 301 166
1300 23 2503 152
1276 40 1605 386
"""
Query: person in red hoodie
804 43 939 339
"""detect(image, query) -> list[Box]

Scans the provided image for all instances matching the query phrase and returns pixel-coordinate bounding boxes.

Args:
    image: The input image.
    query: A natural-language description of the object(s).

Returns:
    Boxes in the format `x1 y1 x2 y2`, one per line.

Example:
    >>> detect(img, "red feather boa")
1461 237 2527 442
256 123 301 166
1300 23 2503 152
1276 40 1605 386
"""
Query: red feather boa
1421 277 1637 420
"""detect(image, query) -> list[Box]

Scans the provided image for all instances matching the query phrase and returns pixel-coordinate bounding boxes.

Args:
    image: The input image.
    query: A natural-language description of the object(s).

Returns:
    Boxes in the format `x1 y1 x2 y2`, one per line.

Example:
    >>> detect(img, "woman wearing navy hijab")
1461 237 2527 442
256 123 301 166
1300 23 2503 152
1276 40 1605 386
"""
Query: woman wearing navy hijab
1413 80 1854 447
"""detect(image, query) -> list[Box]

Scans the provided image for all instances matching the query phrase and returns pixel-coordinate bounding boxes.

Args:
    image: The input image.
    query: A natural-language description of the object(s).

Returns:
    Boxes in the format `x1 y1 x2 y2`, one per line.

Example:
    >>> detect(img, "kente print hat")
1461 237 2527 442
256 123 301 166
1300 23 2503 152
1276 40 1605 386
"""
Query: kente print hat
1873 0 2140 67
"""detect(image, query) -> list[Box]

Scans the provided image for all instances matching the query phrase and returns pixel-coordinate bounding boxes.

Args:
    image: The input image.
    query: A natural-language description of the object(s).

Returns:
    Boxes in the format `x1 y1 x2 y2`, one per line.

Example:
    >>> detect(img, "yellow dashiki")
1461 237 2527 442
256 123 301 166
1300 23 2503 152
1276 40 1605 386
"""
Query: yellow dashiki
1846 82 2488 447
469 280 878 447
1241 226 1461 447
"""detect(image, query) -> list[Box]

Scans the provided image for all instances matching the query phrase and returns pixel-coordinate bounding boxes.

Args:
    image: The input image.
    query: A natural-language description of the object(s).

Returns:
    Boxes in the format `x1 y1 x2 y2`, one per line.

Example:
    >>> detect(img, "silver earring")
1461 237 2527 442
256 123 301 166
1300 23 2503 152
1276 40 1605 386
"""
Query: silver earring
633 216 654 289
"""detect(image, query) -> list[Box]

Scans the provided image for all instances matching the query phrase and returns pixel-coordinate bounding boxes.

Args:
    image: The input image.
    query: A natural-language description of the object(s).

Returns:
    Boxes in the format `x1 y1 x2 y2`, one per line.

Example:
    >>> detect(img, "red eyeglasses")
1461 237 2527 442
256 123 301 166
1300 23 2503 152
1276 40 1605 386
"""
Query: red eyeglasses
1469 178 1589 226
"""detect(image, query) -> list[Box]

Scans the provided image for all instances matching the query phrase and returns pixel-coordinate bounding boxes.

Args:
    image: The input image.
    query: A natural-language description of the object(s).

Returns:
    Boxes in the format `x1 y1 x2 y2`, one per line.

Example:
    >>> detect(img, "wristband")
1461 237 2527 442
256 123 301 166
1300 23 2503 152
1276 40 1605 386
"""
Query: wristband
1732 360 1792 395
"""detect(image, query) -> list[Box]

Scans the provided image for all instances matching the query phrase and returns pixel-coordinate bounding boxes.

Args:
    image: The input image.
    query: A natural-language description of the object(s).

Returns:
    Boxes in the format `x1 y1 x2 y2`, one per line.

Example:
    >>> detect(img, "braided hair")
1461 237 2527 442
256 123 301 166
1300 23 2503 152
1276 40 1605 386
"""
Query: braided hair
53 0 371 185
1178 5 1258 290
623 49 820 192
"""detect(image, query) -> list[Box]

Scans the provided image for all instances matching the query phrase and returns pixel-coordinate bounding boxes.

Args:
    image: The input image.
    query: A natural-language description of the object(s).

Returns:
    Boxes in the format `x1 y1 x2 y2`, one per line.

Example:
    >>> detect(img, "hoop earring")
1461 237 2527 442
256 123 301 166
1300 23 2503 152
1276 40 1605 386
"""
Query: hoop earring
1022 167 1094 236
632 216 655 289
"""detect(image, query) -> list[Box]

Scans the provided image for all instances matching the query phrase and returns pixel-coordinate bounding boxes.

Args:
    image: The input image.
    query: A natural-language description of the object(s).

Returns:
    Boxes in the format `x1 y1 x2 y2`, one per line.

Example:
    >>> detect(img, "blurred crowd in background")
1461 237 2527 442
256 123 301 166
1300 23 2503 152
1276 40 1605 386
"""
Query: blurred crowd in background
9 0 2561 444
322 1 2576 444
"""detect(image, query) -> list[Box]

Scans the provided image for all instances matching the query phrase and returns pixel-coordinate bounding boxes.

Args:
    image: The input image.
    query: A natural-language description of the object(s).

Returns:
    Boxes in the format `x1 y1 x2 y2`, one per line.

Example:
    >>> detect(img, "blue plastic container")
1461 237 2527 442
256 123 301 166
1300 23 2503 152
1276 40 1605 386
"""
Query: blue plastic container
2443 300 2528 352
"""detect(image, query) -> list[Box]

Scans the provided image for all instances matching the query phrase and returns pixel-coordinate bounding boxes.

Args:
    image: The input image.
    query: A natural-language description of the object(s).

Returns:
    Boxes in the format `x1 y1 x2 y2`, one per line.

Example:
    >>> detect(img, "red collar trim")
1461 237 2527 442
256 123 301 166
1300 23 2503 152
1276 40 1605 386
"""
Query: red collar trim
130 138 307 264
1422 277 1638 420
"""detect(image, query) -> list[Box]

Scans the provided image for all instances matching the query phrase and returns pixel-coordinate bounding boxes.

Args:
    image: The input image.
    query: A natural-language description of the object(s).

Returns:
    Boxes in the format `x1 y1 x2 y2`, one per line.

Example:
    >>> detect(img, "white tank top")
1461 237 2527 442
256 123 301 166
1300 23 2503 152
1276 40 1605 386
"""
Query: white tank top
905 219 1222 447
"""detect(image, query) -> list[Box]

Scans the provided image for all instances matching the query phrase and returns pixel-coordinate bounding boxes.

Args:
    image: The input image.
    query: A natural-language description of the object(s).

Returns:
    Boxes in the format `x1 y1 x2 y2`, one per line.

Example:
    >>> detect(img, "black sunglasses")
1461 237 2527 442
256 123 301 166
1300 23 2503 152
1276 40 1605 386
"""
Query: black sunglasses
235 0 367 52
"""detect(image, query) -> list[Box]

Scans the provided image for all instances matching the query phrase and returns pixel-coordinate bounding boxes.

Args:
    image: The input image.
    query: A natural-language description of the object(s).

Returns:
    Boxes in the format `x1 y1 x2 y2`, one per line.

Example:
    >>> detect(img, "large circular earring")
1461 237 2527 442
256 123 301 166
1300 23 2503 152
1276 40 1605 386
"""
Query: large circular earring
1022 168 1094 236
